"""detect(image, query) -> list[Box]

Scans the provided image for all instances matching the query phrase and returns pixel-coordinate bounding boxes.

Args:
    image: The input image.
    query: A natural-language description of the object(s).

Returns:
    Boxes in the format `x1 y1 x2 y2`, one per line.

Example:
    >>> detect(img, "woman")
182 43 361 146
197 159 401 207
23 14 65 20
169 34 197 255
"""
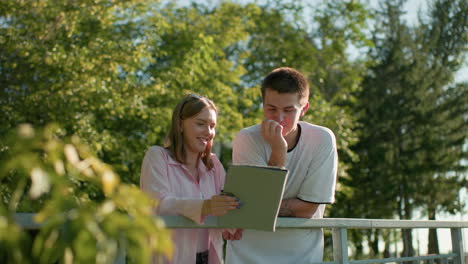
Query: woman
140 94 239 264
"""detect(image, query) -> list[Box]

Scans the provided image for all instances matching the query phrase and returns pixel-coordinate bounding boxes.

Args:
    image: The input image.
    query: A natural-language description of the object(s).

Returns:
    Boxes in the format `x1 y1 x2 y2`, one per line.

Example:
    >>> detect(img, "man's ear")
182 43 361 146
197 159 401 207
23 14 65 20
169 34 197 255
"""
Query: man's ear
300 102 309 117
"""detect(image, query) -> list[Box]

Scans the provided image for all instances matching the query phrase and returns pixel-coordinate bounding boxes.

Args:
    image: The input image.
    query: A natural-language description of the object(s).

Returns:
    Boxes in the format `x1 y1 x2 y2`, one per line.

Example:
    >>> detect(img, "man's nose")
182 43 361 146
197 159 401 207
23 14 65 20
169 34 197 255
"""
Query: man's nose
276 112 284 122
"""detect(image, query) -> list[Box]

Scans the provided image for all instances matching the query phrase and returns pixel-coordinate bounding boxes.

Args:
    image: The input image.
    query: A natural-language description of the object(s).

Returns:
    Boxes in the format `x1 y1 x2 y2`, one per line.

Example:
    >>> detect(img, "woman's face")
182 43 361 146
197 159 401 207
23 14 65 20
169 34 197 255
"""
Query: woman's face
181 106 217 155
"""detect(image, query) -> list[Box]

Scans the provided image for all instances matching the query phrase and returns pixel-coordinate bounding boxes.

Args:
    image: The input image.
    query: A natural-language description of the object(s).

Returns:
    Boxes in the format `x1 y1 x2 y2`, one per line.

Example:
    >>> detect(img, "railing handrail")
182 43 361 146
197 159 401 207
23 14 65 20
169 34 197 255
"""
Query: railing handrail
158 215 468 229
14 213 468 229
12 213 467 264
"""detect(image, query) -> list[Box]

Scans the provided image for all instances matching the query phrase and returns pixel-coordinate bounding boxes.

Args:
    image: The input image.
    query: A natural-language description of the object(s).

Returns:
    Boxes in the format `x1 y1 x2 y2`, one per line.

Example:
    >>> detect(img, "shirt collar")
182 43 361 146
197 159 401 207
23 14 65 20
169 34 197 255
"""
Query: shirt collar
166 152 181 166
167 151 210 173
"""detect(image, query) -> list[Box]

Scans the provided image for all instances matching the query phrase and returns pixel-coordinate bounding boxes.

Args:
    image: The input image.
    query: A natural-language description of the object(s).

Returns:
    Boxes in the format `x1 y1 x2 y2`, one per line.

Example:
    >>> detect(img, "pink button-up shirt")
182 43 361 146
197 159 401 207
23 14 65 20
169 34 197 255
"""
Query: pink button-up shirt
140 146 225 264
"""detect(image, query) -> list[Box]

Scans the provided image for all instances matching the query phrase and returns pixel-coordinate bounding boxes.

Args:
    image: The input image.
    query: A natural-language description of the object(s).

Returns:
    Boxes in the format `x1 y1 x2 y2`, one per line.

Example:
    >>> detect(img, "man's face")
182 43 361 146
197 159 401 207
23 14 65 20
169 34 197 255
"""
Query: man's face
263 89 308 137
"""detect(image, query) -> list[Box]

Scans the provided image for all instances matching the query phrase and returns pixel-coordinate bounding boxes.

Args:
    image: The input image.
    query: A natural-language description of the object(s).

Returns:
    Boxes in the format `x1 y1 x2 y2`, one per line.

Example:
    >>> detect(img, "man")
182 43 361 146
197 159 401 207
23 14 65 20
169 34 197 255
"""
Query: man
225 67 338 263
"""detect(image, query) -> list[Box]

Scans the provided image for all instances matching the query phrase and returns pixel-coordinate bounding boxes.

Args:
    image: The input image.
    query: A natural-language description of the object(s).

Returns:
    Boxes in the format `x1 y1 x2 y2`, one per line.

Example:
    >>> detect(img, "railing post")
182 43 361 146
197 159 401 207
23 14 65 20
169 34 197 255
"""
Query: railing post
333 227 349 264
451 228 465 264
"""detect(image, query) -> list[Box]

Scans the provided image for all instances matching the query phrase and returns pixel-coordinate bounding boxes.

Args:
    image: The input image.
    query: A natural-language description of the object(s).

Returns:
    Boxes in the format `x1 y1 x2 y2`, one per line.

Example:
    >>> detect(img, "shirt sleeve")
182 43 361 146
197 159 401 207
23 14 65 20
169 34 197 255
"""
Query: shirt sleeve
232 129 268 166
140 147 205 224
297 129 338 204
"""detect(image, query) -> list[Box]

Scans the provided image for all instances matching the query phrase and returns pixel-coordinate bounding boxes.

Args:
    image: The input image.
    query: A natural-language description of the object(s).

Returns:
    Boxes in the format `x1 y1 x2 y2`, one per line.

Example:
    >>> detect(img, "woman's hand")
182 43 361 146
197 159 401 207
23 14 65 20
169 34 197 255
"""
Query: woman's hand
223 229 243 240
202 195 240 217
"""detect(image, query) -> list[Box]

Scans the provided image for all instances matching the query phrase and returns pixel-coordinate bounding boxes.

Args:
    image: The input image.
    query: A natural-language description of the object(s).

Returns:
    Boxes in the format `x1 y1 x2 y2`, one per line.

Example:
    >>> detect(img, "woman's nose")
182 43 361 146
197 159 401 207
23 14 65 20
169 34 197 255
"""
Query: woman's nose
207 126 215 136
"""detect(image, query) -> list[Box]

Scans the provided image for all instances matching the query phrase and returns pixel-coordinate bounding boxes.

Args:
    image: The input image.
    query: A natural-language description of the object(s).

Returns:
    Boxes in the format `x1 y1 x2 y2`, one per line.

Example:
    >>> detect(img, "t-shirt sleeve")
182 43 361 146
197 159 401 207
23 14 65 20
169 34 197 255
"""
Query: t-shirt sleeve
140 147 205 224
232 129 268 166
297 130 338 204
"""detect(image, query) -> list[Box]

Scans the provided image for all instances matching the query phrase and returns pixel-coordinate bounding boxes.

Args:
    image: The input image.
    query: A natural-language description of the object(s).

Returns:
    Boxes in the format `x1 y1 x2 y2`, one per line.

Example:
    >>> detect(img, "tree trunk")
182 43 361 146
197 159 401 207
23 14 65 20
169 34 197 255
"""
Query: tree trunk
427 208 440 255
352 230 364 259
401 194 414 257
402 229 414 257
383 229 391 258
370 229 380 257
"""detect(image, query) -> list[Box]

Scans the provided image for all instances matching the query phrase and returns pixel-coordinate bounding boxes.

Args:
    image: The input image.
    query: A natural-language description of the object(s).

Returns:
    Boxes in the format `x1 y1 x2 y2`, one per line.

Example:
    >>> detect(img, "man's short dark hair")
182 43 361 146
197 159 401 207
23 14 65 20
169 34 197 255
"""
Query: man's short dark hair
261 67 310 102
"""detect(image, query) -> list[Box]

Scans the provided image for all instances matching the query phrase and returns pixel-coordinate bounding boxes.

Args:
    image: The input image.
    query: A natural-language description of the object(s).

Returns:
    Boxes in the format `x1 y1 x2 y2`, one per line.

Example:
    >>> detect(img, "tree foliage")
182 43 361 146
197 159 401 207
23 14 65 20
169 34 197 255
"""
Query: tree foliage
0 0 169 185
145 1 256 143
0 124 172 263
235 1 370 198
0 0 364 192
347 0 467 256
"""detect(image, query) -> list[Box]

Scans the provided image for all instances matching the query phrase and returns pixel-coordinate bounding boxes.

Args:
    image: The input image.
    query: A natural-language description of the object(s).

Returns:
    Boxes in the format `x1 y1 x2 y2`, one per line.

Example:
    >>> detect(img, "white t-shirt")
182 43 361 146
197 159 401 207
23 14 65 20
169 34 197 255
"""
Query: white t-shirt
226 121 338 264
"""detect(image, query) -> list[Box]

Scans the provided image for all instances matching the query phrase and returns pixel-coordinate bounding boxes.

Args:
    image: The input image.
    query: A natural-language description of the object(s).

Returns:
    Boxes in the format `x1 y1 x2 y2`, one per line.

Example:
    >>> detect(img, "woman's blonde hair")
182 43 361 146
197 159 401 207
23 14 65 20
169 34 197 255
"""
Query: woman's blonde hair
165 94 217 169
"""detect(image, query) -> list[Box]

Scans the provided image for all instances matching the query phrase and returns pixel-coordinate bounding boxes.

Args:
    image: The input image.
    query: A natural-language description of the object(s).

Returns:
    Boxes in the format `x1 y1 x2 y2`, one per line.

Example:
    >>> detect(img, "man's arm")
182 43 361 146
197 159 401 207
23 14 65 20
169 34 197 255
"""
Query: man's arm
281 129 337 218
262 120 319 217
279 198 320 218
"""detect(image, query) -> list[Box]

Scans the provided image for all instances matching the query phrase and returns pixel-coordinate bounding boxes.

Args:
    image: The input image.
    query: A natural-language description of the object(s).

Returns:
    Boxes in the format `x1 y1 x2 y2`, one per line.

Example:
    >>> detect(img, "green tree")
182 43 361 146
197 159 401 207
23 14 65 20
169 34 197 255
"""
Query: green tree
232 1 372 200
0 124 172 263
350 0 467 256
0 0 171 185
144 2 259 163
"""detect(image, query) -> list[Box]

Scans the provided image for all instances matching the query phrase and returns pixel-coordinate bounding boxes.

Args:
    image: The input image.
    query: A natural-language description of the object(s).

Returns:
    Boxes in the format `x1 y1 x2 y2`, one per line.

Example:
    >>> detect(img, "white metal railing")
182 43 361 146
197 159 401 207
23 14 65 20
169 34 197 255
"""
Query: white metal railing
14 213 468 264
